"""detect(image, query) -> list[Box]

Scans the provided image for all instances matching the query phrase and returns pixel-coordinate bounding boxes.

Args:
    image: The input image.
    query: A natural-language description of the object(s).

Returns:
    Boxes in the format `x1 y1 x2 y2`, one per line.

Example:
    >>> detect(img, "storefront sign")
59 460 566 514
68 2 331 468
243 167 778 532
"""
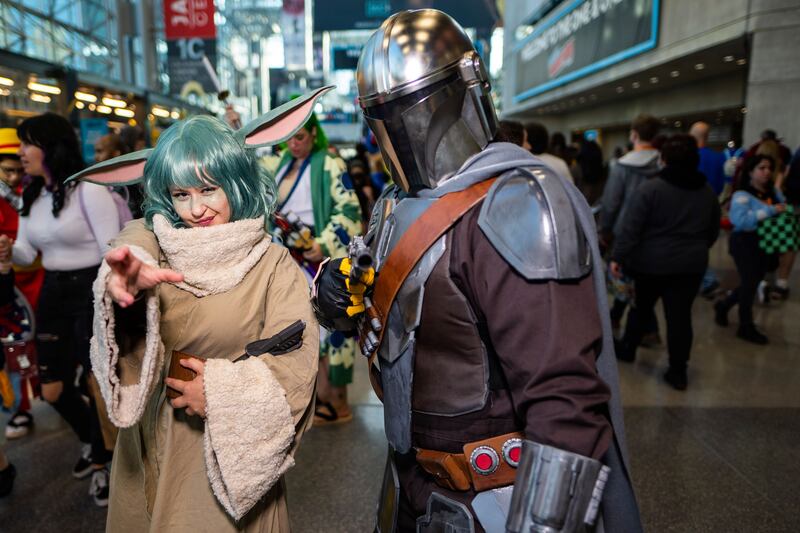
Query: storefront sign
313 0 499 31
513 0 659 102
163 0 218 95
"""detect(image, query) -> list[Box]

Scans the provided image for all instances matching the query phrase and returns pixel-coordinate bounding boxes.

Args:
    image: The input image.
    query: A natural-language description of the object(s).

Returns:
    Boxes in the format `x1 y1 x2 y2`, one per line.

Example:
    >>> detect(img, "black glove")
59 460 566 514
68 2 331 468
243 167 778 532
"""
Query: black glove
312 257 374 333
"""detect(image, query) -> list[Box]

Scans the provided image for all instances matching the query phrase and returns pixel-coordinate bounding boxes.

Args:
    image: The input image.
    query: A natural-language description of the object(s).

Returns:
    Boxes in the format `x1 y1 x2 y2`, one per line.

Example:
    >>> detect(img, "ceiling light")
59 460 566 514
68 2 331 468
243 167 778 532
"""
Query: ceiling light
736 58 747 65
616 86 624 93
741 107 748 114
75 101 85 109
650 76 659 84
670 70 680 78
28 81 61 95
0 88 11 97
30 93 52 103
151 106 170 118
674 121 682 128
723 55 734 62
101 96 127 108
694 63 705 70
75 91 97 102
631 81 641 88
0 77 14 87
96 105 112 114
170 110 180 119
114 108 135 118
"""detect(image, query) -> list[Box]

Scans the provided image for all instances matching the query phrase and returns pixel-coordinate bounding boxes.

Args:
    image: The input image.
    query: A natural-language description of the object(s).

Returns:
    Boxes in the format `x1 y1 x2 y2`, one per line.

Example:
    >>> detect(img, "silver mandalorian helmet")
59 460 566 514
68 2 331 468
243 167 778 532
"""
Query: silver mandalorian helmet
357 9 498 192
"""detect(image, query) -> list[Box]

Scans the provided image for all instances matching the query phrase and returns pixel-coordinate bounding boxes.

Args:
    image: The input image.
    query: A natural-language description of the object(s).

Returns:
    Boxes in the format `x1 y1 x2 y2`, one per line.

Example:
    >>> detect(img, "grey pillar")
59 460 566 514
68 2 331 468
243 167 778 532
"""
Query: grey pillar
743 0 800 149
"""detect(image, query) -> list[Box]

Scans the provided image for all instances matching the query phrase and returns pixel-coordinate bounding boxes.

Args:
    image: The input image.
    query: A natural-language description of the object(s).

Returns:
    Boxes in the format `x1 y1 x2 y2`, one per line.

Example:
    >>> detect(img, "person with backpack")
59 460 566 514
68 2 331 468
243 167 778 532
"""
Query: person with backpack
0 113 122 506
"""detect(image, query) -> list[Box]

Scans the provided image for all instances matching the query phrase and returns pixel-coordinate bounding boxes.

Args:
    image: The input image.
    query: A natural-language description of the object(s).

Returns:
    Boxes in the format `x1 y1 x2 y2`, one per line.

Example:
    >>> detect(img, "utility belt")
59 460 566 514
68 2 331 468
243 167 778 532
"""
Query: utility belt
415 431 523 492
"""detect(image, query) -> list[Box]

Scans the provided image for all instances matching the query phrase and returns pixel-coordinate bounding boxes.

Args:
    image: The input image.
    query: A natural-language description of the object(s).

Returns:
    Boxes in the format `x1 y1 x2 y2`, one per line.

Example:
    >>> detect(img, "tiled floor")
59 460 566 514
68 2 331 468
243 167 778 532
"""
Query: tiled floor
1 239 798 532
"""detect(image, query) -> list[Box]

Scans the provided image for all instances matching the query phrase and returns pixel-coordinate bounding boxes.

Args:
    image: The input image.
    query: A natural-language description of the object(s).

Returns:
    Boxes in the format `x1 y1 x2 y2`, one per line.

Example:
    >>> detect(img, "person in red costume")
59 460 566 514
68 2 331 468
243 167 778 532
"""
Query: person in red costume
0 128 44 439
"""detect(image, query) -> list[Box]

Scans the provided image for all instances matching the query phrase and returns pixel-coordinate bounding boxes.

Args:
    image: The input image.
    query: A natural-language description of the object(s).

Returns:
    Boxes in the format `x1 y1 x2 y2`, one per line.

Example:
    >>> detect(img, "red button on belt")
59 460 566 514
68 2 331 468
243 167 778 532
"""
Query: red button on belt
470 446 499 475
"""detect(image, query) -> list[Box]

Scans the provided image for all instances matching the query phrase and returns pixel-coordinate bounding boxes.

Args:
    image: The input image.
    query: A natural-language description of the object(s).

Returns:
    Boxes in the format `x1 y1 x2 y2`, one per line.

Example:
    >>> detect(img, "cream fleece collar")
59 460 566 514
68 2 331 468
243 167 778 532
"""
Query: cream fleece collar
152 214 271 297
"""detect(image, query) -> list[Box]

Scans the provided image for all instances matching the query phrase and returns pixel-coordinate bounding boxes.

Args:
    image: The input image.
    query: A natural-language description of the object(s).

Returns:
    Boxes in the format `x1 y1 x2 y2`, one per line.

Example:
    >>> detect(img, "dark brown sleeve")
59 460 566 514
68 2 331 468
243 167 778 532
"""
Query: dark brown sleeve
450 206 612 459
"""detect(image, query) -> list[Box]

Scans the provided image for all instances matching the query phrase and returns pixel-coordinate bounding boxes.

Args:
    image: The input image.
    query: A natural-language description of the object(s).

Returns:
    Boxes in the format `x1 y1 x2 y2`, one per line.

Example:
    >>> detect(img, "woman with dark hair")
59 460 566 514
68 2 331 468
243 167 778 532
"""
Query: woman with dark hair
261 111 362 424
611 134 720 390
0 113 121 505
714 154 786 344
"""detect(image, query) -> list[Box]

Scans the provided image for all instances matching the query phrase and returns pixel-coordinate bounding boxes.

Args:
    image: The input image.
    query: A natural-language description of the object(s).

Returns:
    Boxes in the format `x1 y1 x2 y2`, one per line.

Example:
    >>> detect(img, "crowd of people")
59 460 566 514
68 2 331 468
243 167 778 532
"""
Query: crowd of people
0 90 797 530
497 116 799 390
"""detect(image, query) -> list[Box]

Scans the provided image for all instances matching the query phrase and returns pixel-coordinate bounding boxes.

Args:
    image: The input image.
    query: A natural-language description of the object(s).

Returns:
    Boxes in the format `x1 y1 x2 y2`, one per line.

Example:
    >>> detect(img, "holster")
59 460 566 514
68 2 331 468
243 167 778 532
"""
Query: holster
165 351 203 399
416 431 523 493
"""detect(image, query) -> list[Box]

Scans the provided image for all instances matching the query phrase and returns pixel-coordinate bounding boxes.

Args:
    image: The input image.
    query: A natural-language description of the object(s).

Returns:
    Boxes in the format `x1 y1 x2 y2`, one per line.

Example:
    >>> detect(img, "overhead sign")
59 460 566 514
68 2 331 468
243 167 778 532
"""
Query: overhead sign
163 0 218 95
513 0 659 102
313 0 499 31
163 0 217 39
282 0 307 70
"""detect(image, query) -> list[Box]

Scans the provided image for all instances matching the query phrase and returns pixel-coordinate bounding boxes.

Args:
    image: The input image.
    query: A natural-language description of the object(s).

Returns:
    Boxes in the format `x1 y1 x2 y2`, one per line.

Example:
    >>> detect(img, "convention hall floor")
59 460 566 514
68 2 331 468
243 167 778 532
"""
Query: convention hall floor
1 240 798 532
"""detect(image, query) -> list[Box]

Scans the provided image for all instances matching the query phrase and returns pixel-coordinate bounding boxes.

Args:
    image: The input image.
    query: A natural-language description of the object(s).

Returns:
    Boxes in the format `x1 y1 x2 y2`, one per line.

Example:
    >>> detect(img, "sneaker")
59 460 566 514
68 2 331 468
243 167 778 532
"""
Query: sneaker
737 324 768 345
0 463 16 497
713 301 729 327
663 368 688 391
5 411 33 439
88 467 109 507
73 443 93 479
757 281 770 304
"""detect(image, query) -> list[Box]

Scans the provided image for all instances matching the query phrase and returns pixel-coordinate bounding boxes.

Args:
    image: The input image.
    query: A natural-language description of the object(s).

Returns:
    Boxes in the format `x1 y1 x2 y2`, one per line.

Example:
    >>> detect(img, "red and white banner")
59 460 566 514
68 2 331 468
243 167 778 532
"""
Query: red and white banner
163 0 217 40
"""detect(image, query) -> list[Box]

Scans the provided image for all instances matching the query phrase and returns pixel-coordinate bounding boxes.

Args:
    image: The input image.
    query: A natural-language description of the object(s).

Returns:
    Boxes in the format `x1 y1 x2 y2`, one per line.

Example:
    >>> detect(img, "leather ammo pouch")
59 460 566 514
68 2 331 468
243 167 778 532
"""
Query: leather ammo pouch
416 431 523 492
166 351 204 399
415 448 472 492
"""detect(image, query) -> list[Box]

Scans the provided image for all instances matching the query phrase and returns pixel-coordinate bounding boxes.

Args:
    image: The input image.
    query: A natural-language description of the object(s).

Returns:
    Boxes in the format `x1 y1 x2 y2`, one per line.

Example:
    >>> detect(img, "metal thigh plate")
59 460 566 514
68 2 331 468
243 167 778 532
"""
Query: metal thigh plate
376 450 401 533
416 493 476 533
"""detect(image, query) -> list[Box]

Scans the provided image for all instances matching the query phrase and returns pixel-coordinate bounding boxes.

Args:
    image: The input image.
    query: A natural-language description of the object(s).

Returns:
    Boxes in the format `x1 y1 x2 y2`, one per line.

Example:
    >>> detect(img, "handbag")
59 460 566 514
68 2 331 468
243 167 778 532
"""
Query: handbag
4 341 38 380
757 205 799 254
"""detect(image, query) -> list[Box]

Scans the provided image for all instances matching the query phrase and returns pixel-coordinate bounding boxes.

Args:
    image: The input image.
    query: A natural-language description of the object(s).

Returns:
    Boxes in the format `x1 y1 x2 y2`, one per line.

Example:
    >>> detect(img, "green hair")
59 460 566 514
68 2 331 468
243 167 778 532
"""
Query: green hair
142 115 276 228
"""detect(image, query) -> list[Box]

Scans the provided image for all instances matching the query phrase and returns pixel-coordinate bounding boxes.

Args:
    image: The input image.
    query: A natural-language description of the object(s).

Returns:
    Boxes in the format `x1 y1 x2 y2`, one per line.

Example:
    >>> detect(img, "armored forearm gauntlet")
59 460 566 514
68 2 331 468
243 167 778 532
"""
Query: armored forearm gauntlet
506 441 610 533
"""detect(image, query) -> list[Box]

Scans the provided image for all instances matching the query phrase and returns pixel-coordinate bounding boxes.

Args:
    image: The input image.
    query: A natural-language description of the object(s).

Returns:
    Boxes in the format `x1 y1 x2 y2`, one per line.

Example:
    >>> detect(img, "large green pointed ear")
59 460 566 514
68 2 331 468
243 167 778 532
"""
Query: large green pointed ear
237 85 335 148
66 149 153 186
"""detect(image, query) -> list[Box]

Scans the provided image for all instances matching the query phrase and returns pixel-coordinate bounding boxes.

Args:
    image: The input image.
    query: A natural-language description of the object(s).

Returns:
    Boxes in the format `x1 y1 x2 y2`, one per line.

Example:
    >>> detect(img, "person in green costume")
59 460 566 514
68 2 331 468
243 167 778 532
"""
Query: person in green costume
261 111 362 424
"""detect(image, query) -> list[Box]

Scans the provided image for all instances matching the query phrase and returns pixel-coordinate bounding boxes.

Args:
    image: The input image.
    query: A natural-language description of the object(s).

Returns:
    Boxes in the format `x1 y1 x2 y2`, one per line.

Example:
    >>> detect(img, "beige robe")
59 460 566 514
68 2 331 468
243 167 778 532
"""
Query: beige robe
91 219 319 532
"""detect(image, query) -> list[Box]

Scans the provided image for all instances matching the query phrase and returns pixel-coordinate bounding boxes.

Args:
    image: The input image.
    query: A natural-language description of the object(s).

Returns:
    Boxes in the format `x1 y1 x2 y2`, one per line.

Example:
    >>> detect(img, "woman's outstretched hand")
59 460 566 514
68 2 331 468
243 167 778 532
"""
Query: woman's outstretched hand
106 246 184 307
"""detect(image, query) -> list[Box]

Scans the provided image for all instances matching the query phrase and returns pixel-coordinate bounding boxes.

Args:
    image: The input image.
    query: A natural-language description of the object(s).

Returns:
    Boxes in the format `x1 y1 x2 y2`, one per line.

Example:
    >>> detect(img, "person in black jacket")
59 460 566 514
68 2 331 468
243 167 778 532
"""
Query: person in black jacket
611 134 721 390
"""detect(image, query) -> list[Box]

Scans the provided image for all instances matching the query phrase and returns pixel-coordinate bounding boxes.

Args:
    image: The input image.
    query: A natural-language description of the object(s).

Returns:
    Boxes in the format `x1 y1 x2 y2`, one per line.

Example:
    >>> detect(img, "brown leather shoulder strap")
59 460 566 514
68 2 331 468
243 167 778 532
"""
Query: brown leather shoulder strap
364 178 497 361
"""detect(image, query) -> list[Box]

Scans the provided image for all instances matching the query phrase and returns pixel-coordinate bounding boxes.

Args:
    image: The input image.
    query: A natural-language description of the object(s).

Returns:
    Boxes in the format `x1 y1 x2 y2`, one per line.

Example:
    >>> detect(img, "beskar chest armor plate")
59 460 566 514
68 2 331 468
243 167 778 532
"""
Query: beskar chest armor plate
366 186 492 453
366 188 447 453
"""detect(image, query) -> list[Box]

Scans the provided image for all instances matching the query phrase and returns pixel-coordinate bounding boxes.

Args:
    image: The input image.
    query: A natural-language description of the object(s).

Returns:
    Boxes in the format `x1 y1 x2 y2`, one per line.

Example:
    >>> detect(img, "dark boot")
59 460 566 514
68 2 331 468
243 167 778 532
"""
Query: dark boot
614 338 636 363
663 368 688 391
737 323 768 345
713 301 729 327
0 463 16 497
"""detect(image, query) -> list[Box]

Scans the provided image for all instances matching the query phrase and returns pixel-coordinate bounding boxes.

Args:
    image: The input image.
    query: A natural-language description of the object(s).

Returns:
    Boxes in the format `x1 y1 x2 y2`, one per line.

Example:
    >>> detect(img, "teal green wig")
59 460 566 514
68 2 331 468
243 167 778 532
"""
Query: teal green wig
142 115 276 228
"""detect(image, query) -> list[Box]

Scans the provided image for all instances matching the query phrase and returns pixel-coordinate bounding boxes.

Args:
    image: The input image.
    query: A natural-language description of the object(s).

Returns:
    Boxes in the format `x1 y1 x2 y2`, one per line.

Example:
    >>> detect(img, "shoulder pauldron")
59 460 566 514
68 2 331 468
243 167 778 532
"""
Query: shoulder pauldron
478 167 591 280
